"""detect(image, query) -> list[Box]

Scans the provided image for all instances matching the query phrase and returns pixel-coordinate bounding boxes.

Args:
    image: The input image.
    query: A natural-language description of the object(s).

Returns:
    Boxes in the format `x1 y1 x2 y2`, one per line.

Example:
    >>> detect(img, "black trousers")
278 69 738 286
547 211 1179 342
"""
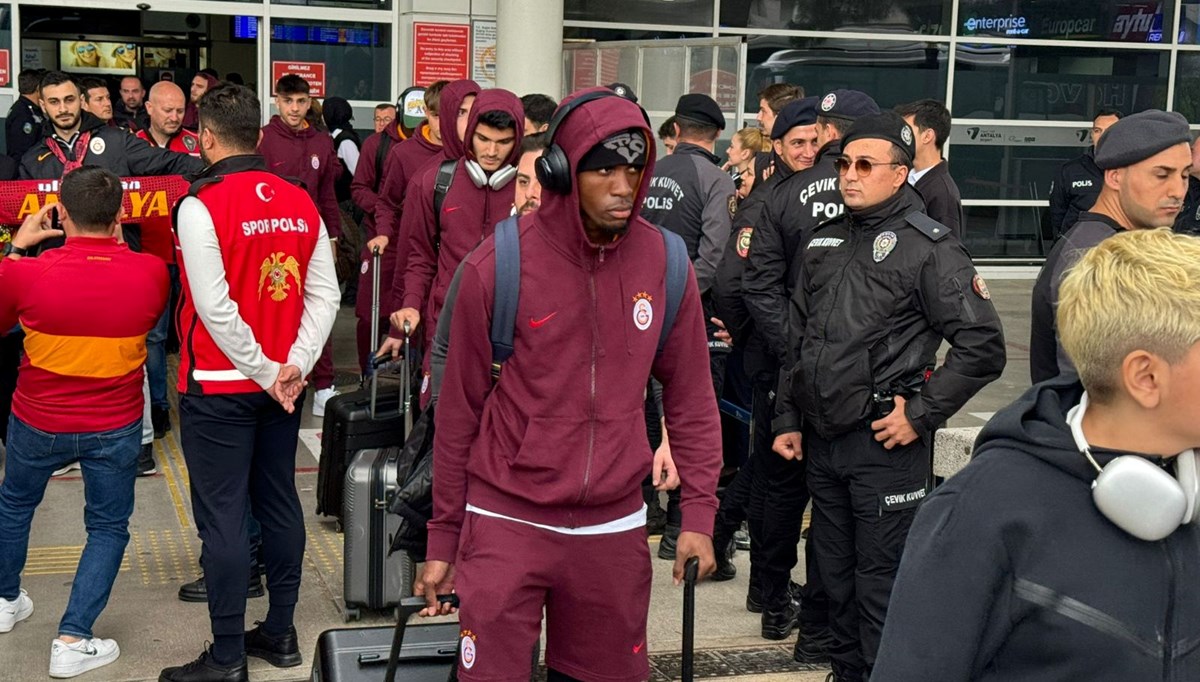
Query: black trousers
0 331 22 446
805 426 930 678
750 370 824 616
179 392 306 640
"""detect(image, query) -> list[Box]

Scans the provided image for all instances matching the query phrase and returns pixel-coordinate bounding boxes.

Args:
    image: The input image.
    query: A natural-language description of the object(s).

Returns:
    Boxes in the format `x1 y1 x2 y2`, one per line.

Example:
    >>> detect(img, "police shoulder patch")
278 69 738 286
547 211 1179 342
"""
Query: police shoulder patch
728 194 737 218
904 211 950 242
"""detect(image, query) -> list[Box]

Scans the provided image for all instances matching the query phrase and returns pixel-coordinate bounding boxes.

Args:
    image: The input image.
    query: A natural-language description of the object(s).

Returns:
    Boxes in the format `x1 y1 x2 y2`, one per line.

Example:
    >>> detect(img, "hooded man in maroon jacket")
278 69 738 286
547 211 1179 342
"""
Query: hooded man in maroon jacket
258 73 342 415
348 82 448 371
375 80 480 322
415 87 721 681
377 89 520 397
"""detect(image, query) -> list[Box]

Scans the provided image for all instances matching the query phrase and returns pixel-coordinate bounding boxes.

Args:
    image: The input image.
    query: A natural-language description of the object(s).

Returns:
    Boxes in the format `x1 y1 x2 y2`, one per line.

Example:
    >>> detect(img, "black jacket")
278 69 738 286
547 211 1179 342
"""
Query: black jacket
745 139 842 363
6 97 44 162
774 186 1005 441
112 100 149 132
1175 176 1200 237
875 381 1200 681
1048 148 1103 238
711 165 792 366
18 112 204 180
640 141 736 295
1029 212 1123 384
912 160 964 239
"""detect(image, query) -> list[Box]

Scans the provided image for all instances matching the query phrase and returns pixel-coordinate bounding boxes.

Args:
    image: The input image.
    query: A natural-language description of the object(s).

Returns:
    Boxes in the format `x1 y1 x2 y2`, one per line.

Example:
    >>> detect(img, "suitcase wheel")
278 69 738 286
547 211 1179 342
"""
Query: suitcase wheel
343 605 360 622
335 518 343 533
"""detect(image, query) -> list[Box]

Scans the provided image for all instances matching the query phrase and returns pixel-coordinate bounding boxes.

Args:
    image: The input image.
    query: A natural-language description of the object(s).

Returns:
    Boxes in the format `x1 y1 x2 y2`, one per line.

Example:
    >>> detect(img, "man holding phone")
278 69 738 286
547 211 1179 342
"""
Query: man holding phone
0 168 168 678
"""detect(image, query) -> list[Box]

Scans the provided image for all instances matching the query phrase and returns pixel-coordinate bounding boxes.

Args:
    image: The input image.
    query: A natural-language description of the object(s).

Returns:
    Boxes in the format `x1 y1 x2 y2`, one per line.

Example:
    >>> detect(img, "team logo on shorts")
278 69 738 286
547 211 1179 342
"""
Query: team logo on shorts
736 227 753 259
89 137 106 155
821 93 837 112
872 231 897 263
460 630 477 670
311 154 320 170
632 292 654 332
900 126 913 146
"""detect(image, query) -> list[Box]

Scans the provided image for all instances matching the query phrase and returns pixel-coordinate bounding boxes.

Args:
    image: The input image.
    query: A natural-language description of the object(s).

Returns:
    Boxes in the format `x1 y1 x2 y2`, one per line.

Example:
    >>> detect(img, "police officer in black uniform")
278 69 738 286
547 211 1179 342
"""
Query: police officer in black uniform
641 93 736 560
7 69 45 163
773 112 1006 682
741 89 878 647
1047 108 1121 239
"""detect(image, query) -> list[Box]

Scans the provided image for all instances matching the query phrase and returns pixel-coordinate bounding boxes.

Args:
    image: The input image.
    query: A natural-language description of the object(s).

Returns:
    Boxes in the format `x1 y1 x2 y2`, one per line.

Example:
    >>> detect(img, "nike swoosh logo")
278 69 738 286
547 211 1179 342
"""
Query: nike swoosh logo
529 312 557 328
38 152 52 162
444 206 460 213
272 161 285 167
632 642 644 654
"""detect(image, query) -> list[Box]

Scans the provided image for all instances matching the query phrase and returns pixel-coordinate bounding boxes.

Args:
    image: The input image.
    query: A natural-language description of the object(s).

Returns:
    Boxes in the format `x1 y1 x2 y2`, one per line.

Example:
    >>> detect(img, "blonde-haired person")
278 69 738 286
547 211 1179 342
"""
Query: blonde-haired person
1031 109 1191 385
726 127 769 198
875 227 1200 681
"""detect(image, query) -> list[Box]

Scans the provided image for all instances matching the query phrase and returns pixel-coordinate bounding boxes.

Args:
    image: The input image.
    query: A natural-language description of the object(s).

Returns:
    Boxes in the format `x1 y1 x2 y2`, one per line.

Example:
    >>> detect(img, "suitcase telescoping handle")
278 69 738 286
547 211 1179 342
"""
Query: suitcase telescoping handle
384 594 460 682
682 556 699 682
367 245 410 422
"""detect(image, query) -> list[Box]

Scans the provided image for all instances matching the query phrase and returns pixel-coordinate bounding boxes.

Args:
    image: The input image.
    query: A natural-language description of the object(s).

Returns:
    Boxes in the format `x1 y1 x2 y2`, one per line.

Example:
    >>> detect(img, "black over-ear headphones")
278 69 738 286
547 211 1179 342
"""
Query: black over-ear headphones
535 90 651 196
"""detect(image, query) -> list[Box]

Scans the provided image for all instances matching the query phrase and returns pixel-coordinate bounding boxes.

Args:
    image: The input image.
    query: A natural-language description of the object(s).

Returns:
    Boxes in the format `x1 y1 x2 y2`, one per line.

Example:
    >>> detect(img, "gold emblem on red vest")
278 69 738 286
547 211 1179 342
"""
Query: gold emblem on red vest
258 252 302 301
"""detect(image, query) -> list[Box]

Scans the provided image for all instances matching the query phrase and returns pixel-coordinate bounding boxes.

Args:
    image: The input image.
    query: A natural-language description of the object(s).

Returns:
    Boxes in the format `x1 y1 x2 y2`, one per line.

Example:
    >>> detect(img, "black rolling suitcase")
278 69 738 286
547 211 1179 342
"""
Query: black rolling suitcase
312 595 460 682
316 248 413 522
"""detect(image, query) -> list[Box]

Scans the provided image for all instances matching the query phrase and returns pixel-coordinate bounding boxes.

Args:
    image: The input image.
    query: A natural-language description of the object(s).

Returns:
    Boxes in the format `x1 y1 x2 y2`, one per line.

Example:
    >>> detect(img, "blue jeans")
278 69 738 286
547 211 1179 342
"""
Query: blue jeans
0 416 142 638
146 302 170 411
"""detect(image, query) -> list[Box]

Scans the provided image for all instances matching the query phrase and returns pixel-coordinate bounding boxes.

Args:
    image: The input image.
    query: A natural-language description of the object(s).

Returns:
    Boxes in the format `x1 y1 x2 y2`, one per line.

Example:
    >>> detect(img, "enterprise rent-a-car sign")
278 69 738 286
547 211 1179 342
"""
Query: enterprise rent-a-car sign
959 1 1165 43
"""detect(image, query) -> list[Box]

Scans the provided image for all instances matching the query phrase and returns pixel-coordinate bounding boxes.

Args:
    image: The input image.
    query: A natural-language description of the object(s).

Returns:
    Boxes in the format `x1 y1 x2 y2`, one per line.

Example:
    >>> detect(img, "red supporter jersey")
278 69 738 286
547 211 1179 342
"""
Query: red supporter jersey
0 238 168 432
176 170 322 395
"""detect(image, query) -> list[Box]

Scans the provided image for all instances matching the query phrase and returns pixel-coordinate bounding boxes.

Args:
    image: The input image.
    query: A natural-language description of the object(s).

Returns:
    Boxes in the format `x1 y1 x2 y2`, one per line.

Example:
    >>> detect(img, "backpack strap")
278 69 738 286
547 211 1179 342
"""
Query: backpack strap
490 215 521 381
433 159 457 226
657 226 689 354
372 135 393 193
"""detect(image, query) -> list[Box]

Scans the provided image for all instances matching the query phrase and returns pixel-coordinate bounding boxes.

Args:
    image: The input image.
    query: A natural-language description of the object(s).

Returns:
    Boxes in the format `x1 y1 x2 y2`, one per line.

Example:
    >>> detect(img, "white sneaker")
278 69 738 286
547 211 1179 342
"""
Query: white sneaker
49 637 120 678
312 387 337 418
0 589 33 632
51 461 81 477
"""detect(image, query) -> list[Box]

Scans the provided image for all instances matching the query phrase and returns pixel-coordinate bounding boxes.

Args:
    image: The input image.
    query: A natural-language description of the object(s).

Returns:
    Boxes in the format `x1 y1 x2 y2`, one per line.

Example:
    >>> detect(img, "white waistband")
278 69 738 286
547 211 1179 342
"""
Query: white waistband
465 503 648 536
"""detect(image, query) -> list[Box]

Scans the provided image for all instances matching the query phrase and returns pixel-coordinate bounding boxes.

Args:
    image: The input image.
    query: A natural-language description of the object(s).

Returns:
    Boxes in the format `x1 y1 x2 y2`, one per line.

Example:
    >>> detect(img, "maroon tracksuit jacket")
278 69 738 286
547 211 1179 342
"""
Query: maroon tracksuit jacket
428 87 723 564
258 115 342 239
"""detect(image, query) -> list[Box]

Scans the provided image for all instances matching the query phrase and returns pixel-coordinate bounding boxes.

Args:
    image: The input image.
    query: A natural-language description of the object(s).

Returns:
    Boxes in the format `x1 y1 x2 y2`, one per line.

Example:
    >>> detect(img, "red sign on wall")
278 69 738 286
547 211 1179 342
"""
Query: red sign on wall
413 22 470 86
0 50 10 88
271 61 326 98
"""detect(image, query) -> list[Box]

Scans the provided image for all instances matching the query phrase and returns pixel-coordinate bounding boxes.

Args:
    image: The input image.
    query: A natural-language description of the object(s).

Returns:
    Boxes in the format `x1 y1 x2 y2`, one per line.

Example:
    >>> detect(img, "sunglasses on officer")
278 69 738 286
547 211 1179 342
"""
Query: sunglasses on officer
834 156 903 177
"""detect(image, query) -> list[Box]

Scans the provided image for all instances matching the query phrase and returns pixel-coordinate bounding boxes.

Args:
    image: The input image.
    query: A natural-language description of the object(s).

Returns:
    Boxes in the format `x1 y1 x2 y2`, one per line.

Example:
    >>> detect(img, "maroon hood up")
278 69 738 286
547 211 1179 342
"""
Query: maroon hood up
461 88 525 170
436 79 480 161
536 86 657 261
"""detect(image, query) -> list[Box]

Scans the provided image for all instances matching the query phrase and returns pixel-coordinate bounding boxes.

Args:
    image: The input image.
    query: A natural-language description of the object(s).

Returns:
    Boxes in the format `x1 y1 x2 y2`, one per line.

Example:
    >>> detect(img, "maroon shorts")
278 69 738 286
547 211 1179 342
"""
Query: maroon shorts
454 513 652 681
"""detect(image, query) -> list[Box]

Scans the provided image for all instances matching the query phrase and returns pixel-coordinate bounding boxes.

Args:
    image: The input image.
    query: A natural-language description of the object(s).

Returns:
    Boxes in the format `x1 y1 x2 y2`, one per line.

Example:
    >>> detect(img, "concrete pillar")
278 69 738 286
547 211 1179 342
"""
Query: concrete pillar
495 0 562 97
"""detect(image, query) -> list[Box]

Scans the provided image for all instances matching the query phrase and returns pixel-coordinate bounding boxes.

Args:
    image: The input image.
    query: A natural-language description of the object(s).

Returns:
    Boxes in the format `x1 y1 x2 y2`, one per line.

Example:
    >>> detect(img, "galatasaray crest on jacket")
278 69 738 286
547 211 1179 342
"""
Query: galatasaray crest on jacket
258 251 302 301
632 292 654 331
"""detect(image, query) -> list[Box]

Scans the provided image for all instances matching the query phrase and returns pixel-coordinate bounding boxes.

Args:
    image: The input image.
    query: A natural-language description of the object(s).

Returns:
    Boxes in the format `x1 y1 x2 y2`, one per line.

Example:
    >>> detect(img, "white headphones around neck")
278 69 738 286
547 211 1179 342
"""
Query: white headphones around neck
1068 392 1200 541
465 159 517 190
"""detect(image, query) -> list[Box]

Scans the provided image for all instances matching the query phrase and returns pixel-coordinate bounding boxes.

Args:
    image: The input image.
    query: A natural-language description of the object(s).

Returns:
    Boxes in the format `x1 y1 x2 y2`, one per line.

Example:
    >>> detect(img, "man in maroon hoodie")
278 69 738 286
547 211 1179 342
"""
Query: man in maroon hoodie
346 80 452 370
377 89 518 400
259 73 342 415
376 80 479 325
417 88 721 680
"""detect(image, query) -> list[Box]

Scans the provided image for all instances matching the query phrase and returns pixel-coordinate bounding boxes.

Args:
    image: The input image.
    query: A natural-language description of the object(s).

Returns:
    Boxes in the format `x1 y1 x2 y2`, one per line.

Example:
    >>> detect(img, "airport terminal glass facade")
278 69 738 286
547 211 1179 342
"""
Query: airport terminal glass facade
566 0 1198 259
0 1 1194 258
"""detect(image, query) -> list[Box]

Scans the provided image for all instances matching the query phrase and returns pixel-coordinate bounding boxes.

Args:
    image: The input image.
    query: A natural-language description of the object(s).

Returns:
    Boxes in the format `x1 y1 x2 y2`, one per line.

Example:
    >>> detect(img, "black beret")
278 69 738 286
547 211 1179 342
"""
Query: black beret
675 93 726 130
816 89 880 121
1094 110 1191 170
771 96 819 140
841 111 917 165
606 82 638 104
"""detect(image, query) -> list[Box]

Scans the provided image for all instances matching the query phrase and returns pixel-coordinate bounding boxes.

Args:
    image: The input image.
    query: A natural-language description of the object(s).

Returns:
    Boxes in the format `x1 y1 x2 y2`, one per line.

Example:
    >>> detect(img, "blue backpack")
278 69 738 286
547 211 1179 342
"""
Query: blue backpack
488 215 690 380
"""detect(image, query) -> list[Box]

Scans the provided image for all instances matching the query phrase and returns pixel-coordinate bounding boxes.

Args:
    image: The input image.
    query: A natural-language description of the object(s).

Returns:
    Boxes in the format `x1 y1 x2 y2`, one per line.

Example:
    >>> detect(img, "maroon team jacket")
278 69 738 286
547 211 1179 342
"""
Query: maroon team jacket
391 88 524 342
426 87 723 564
258 115 342 239
350 119 407 241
